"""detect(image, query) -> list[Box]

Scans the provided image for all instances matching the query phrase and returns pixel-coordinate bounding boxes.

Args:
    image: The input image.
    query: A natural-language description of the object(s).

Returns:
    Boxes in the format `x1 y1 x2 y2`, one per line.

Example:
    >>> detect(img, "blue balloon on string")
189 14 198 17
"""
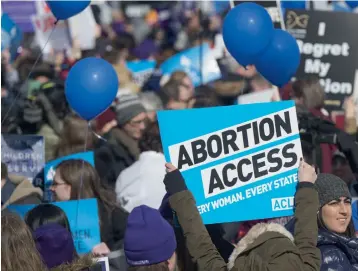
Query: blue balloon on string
345 0 358 9
255 29 300 87
46 0 90 20
223 2 274 66
65 58 119 121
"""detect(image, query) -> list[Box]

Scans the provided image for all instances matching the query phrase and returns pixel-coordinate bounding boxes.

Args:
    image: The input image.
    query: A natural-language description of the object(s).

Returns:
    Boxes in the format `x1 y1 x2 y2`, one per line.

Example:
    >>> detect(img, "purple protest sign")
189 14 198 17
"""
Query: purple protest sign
1 1 37 32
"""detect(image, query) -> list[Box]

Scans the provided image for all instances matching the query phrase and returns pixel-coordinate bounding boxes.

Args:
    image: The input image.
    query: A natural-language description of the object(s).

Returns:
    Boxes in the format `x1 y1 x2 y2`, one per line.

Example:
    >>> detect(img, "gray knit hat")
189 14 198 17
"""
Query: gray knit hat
315 173 351 207
115 94 146 126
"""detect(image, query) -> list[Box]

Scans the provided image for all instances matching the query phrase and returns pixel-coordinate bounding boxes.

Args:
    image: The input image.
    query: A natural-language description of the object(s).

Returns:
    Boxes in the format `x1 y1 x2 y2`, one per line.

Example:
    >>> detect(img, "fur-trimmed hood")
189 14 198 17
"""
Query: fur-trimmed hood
227 223 294 270
49 254 94 271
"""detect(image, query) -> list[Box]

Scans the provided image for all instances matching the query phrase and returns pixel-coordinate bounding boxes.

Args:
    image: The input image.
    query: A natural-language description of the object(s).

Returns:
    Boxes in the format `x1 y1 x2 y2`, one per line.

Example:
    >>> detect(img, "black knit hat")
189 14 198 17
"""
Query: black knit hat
315 173 351 207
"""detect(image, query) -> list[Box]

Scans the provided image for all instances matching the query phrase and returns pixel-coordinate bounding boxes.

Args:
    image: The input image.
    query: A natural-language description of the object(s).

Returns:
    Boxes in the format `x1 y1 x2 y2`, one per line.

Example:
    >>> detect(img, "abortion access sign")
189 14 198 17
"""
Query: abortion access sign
158 101 302 224
286 10 358 111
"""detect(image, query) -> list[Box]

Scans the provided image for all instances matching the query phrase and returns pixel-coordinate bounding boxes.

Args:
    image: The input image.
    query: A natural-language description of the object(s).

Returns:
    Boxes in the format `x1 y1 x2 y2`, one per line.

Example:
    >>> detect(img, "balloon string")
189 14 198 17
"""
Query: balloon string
75 121 89 230
1 20 59 125
89 122 107 142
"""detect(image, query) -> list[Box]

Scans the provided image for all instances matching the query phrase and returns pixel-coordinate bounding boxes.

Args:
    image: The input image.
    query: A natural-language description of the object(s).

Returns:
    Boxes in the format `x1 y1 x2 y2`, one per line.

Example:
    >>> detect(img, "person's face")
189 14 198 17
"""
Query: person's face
321 197 352 234
167 252 177 271
50 170 71 201
179 76 194 104
123 112 148 140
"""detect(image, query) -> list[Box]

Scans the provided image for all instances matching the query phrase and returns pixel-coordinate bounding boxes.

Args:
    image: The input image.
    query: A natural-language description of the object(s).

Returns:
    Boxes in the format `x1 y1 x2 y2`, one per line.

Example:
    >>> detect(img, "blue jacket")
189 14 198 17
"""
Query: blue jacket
317 229 358 271
285 218 358 271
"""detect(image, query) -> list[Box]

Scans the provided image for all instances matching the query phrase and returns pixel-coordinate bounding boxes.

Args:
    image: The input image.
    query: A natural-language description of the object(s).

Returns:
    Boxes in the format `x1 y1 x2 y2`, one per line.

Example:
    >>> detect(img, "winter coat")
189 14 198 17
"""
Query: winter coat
49 254 95 271
116 151 167 212
97 200 128 252
317 229 358 271
95 127 140 188
2 175 42 210
169 185 321 271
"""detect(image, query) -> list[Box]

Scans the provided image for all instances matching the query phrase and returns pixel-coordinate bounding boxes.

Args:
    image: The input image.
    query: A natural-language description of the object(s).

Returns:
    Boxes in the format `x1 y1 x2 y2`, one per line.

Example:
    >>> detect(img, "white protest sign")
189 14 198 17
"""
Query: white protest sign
68 6 96 51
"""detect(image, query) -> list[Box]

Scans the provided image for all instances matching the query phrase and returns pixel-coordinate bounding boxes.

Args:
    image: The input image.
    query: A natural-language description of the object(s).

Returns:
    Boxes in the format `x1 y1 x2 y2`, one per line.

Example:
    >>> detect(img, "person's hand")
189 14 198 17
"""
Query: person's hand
100 119 117 135
344 96 356 119
165 163 176 173
164 163 188 195
92 242 110 257
298 159 317 184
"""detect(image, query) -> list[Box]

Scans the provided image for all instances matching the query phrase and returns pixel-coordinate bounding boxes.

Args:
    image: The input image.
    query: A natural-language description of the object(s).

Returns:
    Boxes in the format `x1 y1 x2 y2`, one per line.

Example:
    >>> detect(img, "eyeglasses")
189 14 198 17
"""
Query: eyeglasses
129 118 148 127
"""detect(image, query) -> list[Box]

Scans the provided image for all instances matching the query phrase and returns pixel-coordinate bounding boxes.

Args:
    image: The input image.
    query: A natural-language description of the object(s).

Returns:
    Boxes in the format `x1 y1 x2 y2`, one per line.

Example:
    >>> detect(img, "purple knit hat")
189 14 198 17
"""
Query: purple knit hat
131 39 158 60
34 223 76 268
124 205 176 266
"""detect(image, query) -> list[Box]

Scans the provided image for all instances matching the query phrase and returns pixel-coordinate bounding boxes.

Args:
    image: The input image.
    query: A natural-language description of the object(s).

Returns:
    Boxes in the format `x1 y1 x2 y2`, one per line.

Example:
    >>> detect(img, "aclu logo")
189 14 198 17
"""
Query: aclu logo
271 197 294 211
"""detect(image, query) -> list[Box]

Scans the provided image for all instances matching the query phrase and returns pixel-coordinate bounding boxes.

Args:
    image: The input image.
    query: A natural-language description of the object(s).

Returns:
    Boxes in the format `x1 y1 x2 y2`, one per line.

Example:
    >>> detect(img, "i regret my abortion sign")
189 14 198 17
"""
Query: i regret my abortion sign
158 101 302 224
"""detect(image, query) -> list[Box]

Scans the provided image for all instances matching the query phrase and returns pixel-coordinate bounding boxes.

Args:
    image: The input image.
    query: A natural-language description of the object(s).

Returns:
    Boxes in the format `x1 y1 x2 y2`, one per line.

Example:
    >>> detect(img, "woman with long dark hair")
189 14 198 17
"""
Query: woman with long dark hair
50 159 128 256
25 204 71 233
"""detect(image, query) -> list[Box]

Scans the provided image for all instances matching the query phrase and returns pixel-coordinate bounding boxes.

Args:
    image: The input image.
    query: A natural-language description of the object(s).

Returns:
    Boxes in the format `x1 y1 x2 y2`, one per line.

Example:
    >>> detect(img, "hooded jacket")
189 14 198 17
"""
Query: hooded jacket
168 185 321 271
49 254 95 271
2 174 42 210
317 229 358 271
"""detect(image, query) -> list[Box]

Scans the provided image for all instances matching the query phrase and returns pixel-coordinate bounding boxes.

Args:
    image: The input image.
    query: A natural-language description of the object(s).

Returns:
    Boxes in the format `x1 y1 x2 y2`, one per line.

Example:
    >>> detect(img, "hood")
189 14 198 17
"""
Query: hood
228 223 294 270
318 229 358 259
49 254 94 271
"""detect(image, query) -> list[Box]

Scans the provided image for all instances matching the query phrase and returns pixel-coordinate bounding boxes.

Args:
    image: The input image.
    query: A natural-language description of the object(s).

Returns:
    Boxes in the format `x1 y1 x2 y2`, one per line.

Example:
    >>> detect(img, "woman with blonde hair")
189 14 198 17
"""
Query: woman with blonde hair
1 211 47 271
54 114 95 158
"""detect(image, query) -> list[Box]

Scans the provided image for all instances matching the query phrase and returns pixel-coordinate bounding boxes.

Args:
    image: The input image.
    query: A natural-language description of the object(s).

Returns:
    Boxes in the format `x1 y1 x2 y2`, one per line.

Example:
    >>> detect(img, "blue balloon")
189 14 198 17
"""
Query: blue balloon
346 0 358 9
46 0 90 20
65 58 119 121
255 29 300 87
223 3 274 66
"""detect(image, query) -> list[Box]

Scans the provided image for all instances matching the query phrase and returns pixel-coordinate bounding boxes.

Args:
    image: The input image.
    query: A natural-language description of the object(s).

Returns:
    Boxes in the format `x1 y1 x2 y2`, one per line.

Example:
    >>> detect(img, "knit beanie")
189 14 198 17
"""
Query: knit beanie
315 173 351 207
34 223 76 269
124 205 176 266
114 94 146 126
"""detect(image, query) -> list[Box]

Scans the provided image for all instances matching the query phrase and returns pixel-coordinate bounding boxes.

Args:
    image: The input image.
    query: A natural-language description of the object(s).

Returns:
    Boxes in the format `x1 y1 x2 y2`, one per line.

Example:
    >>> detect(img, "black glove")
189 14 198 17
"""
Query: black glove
163 170 188 195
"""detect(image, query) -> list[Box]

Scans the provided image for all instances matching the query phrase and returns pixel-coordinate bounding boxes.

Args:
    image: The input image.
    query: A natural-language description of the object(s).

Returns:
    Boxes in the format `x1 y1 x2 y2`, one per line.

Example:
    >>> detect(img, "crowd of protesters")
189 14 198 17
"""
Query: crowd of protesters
2 1 358 271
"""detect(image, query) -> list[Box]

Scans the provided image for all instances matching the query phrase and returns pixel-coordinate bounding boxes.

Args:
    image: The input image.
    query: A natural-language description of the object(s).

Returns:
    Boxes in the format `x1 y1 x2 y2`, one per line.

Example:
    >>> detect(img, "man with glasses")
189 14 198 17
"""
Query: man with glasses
95 94 148 189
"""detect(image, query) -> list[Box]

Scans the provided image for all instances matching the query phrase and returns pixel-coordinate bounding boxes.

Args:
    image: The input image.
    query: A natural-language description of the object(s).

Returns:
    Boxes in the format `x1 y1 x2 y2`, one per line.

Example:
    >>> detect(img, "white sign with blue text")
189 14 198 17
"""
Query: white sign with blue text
158 101 302 224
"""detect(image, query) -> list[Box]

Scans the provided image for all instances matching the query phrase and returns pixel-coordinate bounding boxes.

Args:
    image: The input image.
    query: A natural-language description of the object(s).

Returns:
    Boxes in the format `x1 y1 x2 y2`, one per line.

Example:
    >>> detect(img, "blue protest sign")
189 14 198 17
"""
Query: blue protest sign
1 13 23 60
8 198 101 254
44 151 95 201
158 101 302 224
1 134 45 182
160 43 222 87
126 60 156 88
